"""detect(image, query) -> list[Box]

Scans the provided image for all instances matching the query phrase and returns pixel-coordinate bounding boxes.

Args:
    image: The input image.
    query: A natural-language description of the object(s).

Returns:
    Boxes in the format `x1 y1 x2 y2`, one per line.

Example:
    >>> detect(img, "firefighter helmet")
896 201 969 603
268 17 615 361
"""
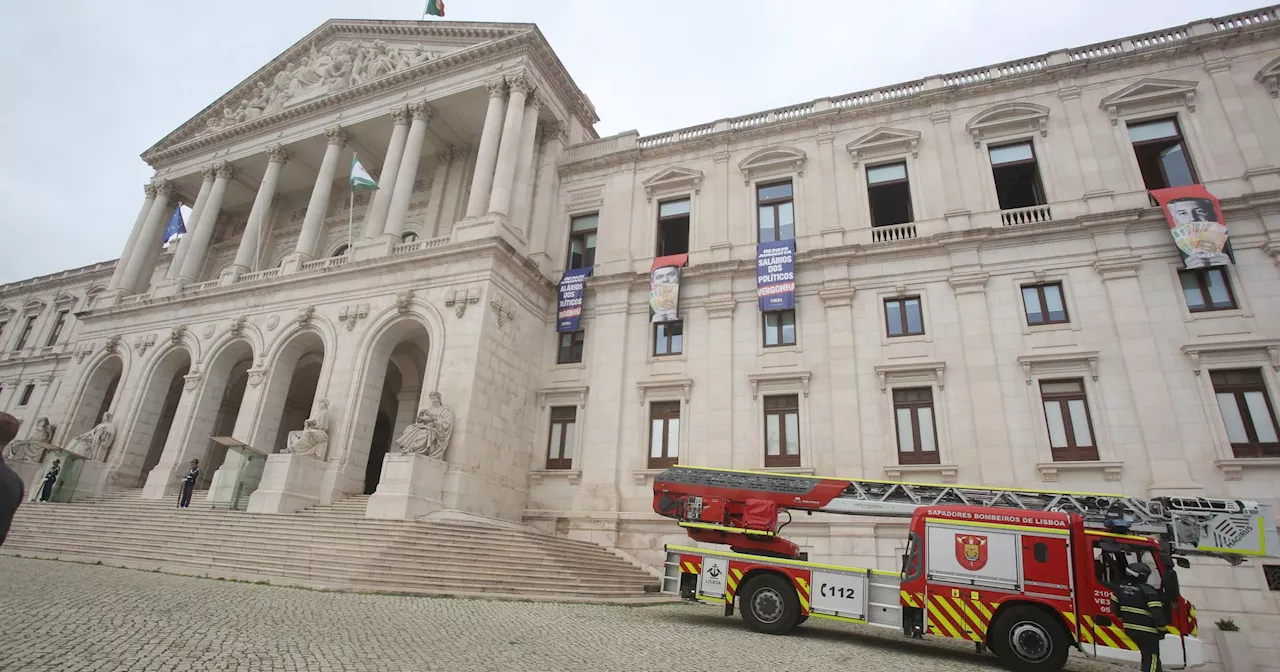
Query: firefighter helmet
1125 562 1153 581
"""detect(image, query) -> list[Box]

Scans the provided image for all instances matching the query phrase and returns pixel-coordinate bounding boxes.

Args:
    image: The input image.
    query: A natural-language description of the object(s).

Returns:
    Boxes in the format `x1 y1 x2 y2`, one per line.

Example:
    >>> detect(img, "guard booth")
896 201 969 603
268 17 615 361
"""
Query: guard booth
207 436 268 511
43 449 87 503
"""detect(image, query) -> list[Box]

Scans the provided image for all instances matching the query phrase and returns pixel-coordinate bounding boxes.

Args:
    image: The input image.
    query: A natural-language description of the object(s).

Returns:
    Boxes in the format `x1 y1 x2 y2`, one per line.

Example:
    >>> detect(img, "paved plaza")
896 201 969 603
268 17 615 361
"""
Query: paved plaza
0 557 1129 672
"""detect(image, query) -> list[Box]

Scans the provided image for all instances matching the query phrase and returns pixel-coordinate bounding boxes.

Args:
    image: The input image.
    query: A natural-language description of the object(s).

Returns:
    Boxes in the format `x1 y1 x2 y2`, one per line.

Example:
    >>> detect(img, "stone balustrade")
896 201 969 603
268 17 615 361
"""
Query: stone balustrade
1000 204 1054 227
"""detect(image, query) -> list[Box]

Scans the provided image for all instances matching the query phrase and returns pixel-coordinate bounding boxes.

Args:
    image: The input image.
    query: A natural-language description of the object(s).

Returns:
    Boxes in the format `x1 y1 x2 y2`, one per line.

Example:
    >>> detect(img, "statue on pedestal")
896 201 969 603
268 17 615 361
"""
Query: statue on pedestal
3 416 53 462
65 413 116 461
31 417 55 443
393 392 455 459
284 398 330 459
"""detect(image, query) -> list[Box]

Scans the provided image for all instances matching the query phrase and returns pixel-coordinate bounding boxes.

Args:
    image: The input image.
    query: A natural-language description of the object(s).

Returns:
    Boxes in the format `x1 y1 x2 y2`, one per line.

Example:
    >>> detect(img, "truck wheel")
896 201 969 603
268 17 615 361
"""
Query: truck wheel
988 606 1069 672
739 574 801 635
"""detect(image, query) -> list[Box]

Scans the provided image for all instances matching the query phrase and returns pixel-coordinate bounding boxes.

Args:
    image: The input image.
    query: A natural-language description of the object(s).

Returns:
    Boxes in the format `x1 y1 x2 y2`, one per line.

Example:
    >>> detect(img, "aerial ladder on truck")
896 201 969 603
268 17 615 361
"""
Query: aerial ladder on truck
653 464 1278 672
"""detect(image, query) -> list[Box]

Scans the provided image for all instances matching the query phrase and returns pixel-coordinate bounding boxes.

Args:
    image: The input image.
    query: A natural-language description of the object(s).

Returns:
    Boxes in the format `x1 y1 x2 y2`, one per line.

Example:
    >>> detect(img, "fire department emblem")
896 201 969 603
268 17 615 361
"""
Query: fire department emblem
955 534 988 571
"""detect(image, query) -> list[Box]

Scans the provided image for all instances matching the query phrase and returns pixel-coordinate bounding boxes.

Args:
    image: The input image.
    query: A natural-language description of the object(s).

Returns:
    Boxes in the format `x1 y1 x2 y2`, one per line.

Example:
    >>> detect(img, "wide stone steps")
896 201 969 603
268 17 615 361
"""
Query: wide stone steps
4 490 661 602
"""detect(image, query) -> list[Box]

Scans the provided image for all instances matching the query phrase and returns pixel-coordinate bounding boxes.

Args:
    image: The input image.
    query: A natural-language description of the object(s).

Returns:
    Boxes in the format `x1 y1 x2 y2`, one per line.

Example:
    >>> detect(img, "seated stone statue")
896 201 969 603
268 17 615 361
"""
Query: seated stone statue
65 413 116 461
30 417 55 443
3 416 53 462
393 392 455 459
284 398 330 459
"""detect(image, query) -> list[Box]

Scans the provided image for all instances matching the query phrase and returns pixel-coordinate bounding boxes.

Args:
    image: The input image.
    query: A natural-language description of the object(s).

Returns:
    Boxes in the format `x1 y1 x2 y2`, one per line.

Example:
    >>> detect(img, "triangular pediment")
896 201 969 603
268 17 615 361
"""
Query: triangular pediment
1255 56 1280 97
846 127 920 166
145 20 540 161
642 166 704 201
1100 78 1198 121
966 102 1049 146
738 146 806 184
0 304 13 320
53 292 78 308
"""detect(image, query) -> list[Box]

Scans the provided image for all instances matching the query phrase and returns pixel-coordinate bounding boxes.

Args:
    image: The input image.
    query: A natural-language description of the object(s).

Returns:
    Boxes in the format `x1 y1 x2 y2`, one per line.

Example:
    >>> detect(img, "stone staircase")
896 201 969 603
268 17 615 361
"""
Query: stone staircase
3 490 662 602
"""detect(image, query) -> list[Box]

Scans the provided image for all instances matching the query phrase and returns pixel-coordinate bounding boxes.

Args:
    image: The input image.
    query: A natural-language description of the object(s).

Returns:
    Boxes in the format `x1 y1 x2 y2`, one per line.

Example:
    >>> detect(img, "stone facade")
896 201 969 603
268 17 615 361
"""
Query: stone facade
5 7 1280 665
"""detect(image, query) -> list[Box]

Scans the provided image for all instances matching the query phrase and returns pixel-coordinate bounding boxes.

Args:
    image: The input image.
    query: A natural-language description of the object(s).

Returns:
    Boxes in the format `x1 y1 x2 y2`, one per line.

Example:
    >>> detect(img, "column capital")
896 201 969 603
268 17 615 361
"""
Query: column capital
485 79 508 98
391 105 412 126
200 164 218 182
434 147 454 162
266 144 290 165
506 73 531 95
410 102 433 122
449 144 471 161
143 182 159 198
524 87 542 109
214 161 234 179
324 126 347 147
152 179 173 197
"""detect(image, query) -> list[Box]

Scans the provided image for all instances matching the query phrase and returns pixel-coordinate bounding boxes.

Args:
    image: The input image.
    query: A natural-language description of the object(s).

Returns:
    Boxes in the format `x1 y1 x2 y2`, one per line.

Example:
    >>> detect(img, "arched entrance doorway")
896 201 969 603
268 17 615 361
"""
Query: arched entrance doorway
272 346 324 454
66 355 123 443
116 348 191 488
348 320 430 496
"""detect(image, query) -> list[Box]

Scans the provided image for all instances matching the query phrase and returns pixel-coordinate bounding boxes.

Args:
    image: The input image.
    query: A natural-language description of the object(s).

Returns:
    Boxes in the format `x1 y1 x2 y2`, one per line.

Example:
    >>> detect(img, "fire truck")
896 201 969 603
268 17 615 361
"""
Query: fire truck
653 465 1278 671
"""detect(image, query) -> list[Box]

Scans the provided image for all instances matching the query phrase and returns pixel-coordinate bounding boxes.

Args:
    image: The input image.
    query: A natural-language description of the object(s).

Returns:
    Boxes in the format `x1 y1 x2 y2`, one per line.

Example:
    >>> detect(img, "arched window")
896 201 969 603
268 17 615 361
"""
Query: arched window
331 244 350 257
401 231 419 244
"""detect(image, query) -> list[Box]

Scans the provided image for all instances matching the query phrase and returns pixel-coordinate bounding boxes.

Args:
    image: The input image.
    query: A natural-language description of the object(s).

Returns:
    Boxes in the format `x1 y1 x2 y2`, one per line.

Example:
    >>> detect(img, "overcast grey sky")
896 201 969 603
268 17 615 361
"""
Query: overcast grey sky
0 0 1264 284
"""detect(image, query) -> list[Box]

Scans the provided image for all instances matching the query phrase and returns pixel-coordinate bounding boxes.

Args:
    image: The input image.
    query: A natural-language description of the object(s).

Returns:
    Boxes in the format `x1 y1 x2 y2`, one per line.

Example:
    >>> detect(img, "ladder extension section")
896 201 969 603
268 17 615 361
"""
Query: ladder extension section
653 466 1277 559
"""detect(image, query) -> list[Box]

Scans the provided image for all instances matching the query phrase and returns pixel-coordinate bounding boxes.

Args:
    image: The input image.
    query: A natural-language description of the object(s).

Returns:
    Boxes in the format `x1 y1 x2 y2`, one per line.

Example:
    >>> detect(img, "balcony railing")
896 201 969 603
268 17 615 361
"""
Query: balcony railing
1000 204 1053 226
235 268 280 283
300 255 350 272
871 222 918 243
181 280 218 295
391 235 450 255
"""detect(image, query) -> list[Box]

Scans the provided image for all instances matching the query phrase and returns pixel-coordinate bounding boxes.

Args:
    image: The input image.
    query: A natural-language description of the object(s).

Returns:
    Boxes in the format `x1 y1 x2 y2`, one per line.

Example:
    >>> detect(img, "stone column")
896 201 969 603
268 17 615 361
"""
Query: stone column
232 145 289 273
1095 256 1199 495
423 150 451 238
120 180 175 295
108 183 159 293
364 106 411 238
820 285 862 476
178 162 233 282
167 166 217 281
531 125 566 262
1207 60 1275 189
703 298 736 468
508 93 541 233
384 102 433 239
486 75 531 217
465 80 508 218
948 271 1015 485
296 127 347 259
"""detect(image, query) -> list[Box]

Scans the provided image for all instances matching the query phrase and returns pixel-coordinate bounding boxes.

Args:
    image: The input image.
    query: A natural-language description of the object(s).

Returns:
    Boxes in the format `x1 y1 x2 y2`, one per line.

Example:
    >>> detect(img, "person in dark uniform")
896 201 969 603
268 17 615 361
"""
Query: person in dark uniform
1107 562 1168 672
38 459 60 503
177 459 200 509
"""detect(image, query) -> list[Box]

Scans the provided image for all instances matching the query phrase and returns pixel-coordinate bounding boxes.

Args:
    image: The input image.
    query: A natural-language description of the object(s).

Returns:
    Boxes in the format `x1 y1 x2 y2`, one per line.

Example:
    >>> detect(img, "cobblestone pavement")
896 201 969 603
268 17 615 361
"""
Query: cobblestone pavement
0 557 1125 672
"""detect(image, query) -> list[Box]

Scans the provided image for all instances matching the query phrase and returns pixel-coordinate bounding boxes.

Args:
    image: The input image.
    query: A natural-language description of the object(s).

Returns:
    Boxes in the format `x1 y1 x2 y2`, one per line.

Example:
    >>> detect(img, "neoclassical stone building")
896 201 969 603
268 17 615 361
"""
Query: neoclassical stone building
5 6 1280 638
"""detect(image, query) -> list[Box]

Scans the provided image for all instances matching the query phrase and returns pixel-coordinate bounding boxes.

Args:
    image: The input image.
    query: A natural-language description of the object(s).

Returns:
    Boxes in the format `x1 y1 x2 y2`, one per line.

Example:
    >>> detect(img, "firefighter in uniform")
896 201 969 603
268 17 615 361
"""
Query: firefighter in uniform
1108 562 1168 672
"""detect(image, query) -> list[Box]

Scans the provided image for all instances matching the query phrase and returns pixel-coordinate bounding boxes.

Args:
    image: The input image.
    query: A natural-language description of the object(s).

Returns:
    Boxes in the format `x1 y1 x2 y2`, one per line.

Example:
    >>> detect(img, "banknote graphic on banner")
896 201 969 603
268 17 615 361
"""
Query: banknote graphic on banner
557 267 592 332
756 239 796 312
1151 185 1233 269
650 254 688 324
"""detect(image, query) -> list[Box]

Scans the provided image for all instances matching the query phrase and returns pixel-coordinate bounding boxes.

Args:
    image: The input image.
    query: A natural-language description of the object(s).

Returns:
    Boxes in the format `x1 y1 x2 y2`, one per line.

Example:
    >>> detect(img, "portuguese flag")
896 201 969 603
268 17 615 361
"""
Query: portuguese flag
424 0 445 17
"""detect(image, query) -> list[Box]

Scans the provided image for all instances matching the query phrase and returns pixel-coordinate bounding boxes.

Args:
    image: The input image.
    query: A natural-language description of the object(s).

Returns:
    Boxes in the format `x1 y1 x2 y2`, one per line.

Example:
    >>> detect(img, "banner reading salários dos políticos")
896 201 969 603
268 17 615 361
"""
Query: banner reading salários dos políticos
557 267 592 332
756 239 796 312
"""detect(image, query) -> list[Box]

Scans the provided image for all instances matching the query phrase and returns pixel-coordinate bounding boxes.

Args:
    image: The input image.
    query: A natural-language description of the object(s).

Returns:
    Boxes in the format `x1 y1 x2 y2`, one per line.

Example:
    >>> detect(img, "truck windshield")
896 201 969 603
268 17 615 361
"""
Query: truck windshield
1091 539 1164 590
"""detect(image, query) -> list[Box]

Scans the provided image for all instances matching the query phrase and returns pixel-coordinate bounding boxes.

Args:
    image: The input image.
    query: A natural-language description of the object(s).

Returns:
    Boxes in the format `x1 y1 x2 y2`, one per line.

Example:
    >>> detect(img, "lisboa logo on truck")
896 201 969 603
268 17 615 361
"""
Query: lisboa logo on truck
955 534 988 571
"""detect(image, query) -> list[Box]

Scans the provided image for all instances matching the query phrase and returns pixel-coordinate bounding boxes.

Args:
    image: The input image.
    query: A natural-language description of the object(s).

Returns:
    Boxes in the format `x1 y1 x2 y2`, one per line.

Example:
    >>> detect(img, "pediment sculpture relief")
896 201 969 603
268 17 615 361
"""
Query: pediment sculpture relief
200 40 443 137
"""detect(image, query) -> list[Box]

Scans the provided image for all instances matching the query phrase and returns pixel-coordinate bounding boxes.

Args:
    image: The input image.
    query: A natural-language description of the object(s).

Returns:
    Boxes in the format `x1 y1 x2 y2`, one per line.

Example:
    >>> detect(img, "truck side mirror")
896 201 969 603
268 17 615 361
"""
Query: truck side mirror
1163 569 1181 602
1175 557 1191 569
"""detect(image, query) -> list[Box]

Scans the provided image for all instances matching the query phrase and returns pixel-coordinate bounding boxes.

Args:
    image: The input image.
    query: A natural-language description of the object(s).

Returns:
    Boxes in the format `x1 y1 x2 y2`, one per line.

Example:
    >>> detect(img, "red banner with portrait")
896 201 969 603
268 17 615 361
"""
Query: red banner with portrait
1151 185 1233 269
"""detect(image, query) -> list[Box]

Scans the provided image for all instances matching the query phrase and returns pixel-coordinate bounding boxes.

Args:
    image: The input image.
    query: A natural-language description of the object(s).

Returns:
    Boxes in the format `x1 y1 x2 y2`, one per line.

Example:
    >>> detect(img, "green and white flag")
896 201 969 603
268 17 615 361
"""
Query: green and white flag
350 155 379 191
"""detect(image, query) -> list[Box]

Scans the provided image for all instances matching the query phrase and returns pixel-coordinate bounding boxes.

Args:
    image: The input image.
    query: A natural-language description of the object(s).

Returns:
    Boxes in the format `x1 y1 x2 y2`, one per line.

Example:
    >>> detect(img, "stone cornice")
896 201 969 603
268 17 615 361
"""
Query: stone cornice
142 21 597 166
558 10 1280 173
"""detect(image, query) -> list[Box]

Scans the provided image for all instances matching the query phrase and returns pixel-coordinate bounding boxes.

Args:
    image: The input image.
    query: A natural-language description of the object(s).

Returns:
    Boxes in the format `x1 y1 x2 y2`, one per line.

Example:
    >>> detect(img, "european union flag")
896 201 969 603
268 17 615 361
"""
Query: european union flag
163 205 186 244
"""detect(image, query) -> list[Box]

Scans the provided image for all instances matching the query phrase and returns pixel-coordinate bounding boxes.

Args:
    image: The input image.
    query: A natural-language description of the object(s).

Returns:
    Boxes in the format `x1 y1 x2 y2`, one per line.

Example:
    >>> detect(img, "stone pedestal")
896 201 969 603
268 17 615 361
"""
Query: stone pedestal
11 461 44 499
246 453 327 514
71 459 110 502
352 237 395 262
365 453 446 520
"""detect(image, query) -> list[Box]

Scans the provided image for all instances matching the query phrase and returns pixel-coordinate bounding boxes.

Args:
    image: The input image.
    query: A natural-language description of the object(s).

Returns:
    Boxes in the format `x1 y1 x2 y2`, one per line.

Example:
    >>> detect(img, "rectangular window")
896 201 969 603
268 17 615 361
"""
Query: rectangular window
757 181 795 243
867 161 913 227
654 320 683 356
557 331 584 365
763 310 797 347
648 401 681 468
13 316 36 351
894 388 939 464
764 394 801 467
989 141 1046 210
1040 379 1099 461
45 310 69 347
884 297 924 337
1211 369 1280 458
1179 267 1236 312
1127 117 1198 190
546 406 576 470
656 198 690 256
18 384 34 407
1022 283 1069 325
567 214 598 270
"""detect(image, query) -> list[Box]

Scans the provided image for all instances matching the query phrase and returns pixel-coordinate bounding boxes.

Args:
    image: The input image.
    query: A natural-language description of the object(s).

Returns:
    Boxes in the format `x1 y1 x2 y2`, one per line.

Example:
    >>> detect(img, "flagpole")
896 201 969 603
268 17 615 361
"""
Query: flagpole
347 185 354 256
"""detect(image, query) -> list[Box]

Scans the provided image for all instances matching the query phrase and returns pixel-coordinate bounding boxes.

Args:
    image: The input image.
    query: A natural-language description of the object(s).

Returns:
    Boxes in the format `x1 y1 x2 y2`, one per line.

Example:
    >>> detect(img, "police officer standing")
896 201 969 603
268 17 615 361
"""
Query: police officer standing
1108 562 1168 672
